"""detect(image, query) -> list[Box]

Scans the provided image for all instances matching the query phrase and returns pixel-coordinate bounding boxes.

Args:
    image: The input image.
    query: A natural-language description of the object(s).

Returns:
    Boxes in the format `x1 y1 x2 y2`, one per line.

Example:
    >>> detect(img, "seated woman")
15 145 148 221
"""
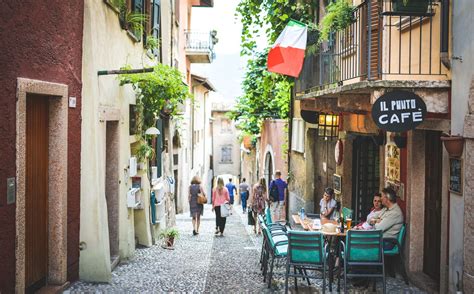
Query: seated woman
355 192 383 230
320 187 337 220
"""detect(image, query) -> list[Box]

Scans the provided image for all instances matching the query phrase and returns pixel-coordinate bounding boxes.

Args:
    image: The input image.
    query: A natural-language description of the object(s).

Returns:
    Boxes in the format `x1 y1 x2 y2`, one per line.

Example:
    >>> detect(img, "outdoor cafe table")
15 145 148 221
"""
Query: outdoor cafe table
292 214 346 291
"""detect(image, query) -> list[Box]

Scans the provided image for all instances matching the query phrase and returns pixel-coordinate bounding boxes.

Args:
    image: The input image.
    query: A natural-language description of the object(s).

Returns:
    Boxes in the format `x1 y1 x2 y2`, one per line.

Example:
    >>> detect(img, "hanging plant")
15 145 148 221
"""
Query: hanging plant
319 0 356 43
120 64 192 131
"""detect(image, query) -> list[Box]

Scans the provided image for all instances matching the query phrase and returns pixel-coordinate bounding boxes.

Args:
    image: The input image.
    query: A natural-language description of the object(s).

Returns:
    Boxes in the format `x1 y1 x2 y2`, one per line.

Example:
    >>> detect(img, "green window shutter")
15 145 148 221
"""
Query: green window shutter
152 0 161 39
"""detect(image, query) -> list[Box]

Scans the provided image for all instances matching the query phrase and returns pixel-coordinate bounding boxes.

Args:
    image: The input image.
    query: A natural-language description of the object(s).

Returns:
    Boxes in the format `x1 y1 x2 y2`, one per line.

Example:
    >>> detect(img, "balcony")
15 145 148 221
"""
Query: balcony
296 0 449 97
192 0 213 7
185 31 215 63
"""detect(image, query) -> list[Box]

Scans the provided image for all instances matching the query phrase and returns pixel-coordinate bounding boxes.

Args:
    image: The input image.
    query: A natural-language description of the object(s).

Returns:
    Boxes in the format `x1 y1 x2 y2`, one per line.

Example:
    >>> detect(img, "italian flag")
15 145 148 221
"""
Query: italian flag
267 19 307 78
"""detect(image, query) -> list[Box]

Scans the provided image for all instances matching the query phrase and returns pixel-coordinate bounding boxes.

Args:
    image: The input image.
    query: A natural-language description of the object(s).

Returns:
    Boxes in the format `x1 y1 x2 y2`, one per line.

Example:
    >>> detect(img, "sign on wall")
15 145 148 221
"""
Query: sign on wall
371 90 427 132
449 158 463 195
333 174 342 194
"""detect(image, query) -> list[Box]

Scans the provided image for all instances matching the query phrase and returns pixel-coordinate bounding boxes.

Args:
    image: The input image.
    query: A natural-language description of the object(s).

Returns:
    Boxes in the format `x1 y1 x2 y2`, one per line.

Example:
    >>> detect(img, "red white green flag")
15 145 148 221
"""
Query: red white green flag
267 19 307 78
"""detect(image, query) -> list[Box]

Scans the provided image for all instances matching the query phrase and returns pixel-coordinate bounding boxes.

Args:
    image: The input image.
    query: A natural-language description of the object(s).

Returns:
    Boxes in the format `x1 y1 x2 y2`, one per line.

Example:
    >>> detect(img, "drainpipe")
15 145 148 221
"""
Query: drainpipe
286 81 295 222
440 0 450 69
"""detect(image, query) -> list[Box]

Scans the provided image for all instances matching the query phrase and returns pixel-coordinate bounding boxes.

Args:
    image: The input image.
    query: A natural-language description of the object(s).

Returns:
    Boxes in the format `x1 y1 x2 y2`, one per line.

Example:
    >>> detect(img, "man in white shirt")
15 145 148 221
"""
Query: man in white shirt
368 187 404 250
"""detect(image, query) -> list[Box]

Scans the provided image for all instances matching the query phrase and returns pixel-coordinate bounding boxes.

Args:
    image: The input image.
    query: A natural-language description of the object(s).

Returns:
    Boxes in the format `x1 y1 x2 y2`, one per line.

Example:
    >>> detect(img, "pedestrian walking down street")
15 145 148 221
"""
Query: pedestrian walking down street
225 178 237 205
268 170 288 221
249 177 267 234
212 178 230 236
239 178 250 213
189 176 205 236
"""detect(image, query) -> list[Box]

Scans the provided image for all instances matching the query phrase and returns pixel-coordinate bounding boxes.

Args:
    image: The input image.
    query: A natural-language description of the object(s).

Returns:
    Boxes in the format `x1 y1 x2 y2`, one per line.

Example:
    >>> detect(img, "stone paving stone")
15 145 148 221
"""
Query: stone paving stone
65 205 425 293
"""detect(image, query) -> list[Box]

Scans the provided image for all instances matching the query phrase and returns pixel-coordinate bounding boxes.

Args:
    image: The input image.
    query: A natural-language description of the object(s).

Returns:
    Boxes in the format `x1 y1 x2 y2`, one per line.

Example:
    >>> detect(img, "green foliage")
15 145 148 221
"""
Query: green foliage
120 64 192 130
126 11 148 36
236 0 318 56
159 228 180 239
135 140 155 162
228 51 291 136
145 35 160 51
319 0 355 42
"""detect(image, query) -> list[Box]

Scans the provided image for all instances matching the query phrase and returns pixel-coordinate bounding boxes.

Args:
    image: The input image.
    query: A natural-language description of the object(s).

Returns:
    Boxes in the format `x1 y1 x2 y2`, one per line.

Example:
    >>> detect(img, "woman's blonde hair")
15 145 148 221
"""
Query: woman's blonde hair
259 177 267 193
217 177 225 189
191 176 201 185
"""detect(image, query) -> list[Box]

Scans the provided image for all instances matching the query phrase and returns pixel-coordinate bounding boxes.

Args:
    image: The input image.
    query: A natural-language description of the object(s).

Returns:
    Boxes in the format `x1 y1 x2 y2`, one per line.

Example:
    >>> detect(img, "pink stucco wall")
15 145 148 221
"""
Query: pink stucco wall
259 119 288 180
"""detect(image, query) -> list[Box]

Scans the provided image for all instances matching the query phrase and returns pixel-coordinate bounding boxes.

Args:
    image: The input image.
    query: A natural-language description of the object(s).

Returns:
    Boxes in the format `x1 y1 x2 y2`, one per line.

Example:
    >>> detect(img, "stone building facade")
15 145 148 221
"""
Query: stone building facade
0 1 84 292
288 0 453 292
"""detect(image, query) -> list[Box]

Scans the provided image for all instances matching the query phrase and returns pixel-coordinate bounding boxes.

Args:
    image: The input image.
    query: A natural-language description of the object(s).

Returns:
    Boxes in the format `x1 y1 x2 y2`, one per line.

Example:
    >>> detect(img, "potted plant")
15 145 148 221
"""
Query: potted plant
391 0 430 14
441 134 464 157
160 228 179 248
319 0 356 43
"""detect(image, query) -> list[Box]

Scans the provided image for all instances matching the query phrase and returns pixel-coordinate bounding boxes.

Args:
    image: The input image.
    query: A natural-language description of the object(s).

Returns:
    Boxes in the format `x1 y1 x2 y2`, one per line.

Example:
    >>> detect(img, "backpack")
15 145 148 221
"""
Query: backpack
269 180 279 202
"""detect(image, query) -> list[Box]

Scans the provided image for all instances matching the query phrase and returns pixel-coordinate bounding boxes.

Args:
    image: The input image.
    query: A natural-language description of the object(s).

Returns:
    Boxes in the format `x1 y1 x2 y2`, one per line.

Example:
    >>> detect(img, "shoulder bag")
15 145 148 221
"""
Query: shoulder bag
197 186 207 204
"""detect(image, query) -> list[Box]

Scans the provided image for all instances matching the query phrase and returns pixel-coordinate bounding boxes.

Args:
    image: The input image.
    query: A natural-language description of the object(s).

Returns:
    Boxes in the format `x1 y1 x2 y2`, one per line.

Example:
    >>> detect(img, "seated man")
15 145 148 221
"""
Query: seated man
368 187 404 250
355 192 383 230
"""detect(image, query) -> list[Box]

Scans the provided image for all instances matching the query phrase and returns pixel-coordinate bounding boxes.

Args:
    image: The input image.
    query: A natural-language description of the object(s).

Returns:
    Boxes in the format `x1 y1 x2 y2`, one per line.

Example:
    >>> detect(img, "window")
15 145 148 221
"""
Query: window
220 118 232 134
220 145 233 164
291 118 305 153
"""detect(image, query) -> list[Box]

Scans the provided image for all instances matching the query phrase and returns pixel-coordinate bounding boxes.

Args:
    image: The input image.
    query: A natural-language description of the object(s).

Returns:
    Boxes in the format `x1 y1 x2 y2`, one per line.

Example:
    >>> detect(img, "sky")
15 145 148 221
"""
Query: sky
190 0 267 102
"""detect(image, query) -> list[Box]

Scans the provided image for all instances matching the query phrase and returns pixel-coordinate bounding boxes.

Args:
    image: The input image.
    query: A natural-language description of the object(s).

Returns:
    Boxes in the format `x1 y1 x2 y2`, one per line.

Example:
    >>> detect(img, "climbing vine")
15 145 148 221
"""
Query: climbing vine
228 51 291 138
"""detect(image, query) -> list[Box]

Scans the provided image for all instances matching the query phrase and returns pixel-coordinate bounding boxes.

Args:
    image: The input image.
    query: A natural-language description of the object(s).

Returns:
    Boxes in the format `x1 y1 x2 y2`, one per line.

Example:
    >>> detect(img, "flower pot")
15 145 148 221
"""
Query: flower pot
441 136 464 157
243 135 253 149
166 237 175 247
391 0 430 14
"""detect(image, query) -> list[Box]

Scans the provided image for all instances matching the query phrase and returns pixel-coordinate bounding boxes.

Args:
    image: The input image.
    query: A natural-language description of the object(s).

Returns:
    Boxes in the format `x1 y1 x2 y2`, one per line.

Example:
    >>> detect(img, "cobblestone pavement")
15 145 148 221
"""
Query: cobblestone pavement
65 205 425 293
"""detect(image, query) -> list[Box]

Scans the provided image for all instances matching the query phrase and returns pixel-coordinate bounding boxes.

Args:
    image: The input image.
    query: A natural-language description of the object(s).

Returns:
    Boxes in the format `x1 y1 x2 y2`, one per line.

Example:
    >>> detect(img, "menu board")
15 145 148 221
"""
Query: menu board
449 158 463 195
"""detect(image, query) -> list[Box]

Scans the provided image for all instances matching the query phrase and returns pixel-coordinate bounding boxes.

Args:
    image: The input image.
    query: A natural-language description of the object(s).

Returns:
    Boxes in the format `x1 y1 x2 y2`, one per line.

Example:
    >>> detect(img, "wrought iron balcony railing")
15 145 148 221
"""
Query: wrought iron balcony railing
296 0 447 94
185 31 215 63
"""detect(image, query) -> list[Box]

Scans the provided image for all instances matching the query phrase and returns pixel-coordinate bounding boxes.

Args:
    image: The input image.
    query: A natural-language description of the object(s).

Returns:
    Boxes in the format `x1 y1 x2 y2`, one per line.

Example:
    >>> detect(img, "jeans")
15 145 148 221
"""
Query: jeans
229 195 234 205
215 206 227 233
241 191 248 212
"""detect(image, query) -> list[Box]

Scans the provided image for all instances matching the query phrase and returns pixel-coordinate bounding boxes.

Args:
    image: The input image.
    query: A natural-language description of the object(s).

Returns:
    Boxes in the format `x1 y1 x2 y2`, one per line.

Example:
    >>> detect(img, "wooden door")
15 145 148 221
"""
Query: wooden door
25 95 49 291
313 135 337 212
352 136 380 223
424 131 442 280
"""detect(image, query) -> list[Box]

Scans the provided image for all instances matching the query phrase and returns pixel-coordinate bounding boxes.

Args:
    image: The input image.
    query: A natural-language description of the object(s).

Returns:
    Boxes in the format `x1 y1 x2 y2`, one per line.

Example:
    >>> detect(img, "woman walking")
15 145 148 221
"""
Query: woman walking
189 176 205 236
249 177 267 234
212 178 230 236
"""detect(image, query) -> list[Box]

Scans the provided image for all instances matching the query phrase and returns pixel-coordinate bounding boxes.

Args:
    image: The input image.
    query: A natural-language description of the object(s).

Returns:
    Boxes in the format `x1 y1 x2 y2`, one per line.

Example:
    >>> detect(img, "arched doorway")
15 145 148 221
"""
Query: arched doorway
264 151 274 189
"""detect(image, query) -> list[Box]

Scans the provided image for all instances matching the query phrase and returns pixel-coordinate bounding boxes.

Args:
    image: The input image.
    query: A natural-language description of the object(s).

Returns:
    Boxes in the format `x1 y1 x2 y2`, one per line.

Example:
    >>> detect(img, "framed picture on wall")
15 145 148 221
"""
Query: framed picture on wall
449 158 463 195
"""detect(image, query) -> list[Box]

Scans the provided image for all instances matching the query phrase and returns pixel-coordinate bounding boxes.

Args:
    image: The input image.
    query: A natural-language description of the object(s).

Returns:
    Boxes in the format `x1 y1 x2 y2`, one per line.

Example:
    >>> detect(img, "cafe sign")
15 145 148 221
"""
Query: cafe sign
371 90 427 132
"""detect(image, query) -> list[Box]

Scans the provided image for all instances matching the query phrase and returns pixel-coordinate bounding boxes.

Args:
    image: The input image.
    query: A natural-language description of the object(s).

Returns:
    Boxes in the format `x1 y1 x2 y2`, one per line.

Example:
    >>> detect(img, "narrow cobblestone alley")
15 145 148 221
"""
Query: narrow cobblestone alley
66 205 424 293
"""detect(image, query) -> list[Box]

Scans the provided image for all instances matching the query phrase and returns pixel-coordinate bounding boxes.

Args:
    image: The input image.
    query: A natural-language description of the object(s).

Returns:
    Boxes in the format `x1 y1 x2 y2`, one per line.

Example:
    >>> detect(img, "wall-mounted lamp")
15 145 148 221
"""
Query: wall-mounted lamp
145 127 161 136
318 113 340 138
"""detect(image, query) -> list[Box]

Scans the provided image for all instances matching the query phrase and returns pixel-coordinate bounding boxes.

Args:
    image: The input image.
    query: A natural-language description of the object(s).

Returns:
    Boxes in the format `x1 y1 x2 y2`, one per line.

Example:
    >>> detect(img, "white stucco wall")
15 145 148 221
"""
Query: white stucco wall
451 1 474 292
211 109 240 177
80 0 155 282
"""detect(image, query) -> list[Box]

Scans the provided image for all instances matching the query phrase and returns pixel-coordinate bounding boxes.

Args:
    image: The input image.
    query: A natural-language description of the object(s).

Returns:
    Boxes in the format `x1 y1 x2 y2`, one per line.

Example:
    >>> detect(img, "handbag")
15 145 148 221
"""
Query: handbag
248 210 255 225
197 193 207 204
220 203 231 217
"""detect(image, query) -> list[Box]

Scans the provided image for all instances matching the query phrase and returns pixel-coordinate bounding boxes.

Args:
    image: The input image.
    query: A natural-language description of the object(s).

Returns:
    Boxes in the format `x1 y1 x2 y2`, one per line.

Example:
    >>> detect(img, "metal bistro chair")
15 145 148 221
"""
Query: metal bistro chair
384 223 409 284
262 222 289 288
258 214 287 273
341 230 386 294
265 207 291 229
285 230 328 294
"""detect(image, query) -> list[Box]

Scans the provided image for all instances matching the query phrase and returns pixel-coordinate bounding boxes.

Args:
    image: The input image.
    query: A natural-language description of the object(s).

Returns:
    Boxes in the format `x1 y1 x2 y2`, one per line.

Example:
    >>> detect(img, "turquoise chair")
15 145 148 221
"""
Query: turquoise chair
285 230 327 294
341 230 386 294
384 224 409 284
264 207 290 230
262 222 288 287
258 214 286 273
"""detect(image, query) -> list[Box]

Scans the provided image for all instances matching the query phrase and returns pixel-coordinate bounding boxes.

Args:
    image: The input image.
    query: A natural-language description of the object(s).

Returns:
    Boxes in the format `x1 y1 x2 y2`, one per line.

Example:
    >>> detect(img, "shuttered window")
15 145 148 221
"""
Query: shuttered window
292 118 305 153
